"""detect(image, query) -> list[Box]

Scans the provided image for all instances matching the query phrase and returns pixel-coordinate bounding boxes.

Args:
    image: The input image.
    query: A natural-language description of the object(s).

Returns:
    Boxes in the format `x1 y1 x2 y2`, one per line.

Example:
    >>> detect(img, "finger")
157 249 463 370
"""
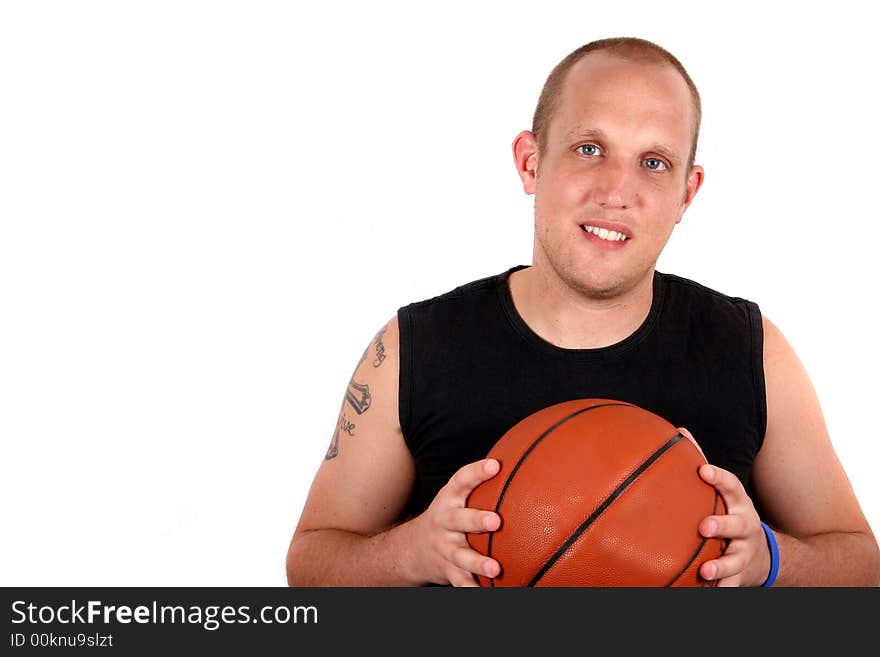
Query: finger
448 567 480 588
445 458 501 500
700 551 747 583
678 427 706 460
450 545 501 579
715 575 743 588
698 464 748 508
699 513 749 539
444 507 501 533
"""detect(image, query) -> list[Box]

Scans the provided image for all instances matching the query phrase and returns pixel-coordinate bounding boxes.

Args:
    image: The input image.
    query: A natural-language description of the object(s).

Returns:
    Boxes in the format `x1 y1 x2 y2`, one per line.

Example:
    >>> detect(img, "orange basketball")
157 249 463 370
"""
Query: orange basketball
466 399 727 586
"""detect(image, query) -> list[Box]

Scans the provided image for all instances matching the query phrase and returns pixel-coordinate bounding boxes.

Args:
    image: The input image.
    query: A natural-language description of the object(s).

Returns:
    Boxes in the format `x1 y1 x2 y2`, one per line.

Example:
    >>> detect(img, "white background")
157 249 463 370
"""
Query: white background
1 1 878 585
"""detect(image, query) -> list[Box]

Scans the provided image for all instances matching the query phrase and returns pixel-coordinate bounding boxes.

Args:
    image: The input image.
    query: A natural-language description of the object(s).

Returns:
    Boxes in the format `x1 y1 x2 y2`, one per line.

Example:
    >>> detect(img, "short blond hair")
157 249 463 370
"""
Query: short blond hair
532 37 701 169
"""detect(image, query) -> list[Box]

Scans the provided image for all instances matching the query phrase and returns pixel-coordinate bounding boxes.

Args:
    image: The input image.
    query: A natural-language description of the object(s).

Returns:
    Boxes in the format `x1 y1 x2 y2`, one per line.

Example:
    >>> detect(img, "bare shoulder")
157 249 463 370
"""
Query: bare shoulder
293 314 414 537
751 315 872 537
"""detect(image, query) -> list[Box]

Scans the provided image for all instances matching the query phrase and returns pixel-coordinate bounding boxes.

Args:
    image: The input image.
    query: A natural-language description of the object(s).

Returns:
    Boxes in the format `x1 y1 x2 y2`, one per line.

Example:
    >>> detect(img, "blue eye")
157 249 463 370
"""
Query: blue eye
578 144 601 156
644 158 667 171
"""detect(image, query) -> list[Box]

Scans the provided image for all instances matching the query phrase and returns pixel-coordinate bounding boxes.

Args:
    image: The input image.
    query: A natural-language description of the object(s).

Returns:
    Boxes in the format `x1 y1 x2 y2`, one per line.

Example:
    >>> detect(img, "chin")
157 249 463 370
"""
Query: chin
564 268 627 299
565 259 652 300
535 235 653 300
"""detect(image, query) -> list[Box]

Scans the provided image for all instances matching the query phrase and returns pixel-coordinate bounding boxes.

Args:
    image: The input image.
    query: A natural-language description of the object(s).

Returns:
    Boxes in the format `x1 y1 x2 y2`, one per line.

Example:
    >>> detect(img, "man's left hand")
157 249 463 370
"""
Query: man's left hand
679 427 773 587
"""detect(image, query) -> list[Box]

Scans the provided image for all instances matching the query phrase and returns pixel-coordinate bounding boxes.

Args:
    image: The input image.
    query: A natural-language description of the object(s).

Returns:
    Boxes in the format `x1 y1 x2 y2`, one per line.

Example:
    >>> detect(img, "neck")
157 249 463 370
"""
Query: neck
508 263 655 349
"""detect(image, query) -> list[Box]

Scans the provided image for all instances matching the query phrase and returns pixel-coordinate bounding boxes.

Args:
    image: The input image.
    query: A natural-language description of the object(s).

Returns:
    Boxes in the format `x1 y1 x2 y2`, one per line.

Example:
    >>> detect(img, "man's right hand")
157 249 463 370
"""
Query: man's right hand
409 458 503 587
288 318 504 587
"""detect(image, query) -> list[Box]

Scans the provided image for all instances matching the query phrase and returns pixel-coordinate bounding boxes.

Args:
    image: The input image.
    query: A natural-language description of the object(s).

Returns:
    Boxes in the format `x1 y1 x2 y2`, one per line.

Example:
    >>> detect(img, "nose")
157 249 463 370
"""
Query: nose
593 158 636 210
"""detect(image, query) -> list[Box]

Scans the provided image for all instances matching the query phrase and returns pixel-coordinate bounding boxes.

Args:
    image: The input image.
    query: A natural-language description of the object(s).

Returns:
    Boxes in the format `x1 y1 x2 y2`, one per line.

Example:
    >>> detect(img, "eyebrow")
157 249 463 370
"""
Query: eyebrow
564 127 683 167
564 128 608 143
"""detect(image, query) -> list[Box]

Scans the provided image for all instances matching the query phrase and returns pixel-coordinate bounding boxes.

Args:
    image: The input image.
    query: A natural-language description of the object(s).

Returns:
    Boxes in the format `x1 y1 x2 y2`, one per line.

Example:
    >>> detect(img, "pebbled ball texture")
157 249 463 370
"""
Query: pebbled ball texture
466 399 727 587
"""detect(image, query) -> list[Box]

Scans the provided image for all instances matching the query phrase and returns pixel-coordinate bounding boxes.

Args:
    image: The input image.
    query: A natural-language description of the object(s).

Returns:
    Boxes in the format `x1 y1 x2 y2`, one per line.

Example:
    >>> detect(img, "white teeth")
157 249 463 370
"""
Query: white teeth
582 225 628 242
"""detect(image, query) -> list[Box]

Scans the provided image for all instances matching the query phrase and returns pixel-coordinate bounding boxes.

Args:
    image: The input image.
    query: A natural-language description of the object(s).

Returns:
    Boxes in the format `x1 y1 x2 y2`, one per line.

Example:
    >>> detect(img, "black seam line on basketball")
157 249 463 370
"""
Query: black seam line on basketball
485 402 634 586
528 432 684 587
664 488 721 586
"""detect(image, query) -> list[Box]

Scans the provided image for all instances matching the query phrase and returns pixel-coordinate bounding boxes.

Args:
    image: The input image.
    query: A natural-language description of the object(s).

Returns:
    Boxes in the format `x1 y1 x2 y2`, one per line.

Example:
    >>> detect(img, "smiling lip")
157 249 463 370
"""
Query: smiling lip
578 220 633 240
579 221 632 250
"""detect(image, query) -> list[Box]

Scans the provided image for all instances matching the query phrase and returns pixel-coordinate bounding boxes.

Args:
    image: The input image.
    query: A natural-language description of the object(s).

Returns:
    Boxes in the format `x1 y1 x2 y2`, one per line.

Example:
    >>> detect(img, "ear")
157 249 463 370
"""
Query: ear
675 164 704 224
512 130 539 195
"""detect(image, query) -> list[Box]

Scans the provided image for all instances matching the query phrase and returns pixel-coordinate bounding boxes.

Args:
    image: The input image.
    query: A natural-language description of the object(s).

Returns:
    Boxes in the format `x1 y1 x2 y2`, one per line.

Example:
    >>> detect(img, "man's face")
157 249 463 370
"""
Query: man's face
518 52 703 299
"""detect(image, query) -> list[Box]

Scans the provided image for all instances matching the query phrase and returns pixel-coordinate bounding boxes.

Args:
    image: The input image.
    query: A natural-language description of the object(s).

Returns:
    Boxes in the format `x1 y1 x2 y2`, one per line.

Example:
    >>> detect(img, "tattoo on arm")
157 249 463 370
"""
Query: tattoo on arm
325 361 375 460
339 414 356 436
325 323 389 460
344 380 372 414
326 401 343 460
373 326 387 368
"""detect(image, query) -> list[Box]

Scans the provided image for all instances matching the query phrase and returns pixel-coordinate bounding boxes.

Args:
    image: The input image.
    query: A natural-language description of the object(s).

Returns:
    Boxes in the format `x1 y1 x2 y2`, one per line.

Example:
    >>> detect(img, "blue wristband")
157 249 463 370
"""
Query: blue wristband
760 521 779 587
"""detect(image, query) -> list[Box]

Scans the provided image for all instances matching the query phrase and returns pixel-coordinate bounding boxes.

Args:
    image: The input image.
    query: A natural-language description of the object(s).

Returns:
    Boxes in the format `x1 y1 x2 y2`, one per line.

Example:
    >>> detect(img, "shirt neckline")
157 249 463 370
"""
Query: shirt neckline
495 264 665 359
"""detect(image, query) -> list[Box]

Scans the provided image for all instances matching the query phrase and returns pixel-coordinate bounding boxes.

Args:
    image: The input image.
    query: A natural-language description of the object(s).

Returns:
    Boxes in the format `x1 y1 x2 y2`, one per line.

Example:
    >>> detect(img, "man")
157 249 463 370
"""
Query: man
286 38 880 586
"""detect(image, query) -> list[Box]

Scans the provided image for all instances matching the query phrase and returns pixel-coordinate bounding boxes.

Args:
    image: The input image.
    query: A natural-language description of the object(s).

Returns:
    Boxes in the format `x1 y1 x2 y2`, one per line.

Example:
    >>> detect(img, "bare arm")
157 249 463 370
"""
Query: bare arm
693 315 880 586
286 317 419 585
749 316 880 586
286 316 502 586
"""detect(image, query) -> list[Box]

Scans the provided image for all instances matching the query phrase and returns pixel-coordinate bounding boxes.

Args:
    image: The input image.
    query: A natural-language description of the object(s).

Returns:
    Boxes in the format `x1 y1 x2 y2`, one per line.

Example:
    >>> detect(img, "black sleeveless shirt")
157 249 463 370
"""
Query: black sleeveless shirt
396 265 766 520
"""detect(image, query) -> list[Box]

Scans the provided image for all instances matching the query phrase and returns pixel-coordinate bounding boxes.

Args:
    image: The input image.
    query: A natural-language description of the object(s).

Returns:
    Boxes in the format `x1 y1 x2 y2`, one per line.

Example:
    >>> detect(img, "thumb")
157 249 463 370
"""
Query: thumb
678 427 706 461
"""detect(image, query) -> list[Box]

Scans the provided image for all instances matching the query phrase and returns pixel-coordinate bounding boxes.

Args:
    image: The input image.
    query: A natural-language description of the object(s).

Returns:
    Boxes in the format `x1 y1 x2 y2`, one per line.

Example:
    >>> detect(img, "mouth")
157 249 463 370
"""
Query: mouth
580 223 631 249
